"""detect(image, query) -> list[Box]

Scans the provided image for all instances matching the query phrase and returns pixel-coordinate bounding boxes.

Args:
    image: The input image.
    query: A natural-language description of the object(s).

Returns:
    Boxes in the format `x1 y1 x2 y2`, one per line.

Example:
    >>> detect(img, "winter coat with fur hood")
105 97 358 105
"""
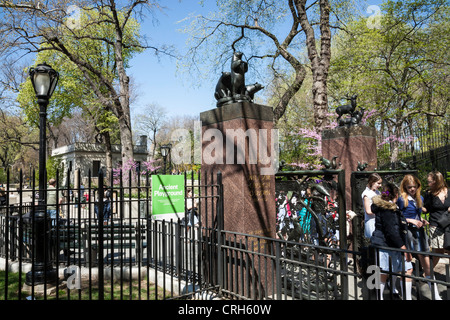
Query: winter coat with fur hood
370 195 409 249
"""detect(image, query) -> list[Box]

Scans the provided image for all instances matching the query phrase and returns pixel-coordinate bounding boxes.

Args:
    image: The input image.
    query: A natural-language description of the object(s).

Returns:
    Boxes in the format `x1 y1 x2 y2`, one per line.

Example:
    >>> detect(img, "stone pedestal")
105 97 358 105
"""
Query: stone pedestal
321 125 377 209
200 101 277 298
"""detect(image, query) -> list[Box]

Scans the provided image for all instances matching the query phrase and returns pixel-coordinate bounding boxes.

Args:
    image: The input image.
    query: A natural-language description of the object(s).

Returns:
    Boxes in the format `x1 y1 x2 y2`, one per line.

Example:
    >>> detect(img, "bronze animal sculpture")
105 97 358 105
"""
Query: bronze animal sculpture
320 156 339 169
320 156 332 169
245 82 264 100
231 51 248 98
214 72 232 101
214 51 265 107
337 105 365 128
357 161 368 171
336 95 358 122
351 107 365 125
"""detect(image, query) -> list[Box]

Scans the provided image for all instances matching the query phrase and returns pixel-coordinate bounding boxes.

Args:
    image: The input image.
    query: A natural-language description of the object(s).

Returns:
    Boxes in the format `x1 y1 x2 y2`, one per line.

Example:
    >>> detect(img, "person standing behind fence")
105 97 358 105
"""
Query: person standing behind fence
0 187 6 206
370 182 413 300
95 187 112 225
298 188 312 237
362 173 382 238
103 187 112 223
398 174 441 300
47 178 63 225
423 171 450 268
186 188 199 228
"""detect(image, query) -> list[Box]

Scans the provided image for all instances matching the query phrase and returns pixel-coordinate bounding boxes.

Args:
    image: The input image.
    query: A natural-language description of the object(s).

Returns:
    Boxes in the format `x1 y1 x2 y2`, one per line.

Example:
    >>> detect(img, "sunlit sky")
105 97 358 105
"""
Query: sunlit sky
127 0 382 120
129 0 218 120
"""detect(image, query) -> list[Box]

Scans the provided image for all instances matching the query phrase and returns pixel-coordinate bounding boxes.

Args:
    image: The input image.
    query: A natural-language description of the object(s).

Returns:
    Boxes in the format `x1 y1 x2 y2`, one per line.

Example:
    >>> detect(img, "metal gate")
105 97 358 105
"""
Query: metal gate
1 169 449 300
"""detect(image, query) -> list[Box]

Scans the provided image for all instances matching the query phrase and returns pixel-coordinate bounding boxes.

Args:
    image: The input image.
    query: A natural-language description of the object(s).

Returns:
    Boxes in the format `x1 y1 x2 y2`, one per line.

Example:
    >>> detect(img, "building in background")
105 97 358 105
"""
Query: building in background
51 135 148 186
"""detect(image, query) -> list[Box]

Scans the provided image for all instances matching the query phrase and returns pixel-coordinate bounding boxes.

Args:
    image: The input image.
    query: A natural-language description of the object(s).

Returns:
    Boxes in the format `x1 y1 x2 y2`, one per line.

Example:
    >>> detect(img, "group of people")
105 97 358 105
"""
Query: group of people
362 171 450 300
276 187 339 245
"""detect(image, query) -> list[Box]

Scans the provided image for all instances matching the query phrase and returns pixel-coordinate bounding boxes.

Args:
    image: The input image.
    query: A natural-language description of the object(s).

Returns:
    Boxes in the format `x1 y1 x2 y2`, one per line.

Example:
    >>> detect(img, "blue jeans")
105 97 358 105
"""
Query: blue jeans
47 209 57 226
95 202 111 222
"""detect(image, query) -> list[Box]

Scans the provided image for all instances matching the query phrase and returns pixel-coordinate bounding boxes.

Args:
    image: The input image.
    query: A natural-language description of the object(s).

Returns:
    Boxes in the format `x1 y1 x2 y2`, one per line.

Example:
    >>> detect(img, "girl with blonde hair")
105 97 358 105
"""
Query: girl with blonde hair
398 174 441 299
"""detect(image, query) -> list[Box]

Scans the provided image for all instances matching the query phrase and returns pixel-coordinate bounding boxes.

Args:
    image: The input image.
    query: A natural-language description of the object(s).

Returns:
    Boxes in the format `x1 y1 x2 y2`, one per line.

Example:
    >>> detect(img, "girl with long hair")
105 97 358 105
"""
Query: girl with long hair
423 171 450 266
362 173 382 238
398 174 441 299
371 183 413 299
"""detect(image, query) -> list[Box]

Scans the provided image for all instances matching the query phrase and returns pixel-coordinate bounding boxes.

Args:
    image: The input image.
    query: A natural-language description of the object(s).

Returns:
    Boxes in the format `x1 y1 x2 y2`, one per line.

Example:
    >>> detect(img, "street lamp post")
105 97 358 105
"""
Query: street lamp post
26 63 59 286
160 144 171 174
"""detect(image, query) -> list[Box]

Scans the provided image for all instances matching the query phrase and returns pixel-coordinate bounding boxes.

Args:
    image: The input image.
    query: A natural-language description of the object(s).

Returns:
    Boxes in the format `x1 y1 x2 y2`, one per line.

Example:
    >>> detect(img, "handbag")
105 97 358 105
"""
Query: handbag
444 228 450 251
436 212 450 230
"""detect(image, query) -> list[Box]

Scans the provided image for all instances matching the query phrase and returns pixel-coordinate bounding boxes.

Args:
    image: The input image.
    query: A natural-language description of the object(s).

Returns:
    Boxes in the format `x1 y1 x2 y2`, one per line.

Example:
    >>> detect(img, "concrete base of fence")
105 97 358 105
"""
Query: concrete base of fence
22 281 66 296
1 257 33 273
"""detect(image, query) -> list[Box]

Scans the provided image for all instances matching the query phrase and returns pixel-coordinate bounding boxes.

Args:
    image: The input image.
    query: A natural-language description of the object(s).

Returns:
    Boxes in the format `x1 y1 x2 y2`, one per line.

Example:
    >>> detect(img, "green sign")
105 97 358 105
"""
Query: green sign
151 175 185 215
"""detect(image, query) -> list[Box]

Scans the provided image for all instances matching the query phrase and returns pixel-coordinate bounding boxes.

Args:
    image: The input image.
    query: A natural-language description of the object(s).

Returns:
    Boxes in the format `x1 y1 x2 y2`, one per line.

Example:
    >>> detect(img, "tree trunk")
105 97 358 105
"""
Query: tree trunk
111 1 134 167
118 113 134 164
273 67 306 123
151 128 157 160
103 133 113 182
389 120 403 166
296 0 331 131
315 0 331 131
312 79 329 131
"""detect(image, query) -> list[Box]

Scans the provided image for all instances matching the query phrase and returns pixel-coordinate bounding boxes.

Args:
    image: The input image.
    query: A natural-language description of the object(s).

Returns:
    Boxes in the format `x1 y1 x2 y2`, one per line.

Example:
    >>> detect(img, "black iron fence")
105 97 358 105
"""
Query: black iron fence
377 122 450 176
1 169 449 300
0 169 221 300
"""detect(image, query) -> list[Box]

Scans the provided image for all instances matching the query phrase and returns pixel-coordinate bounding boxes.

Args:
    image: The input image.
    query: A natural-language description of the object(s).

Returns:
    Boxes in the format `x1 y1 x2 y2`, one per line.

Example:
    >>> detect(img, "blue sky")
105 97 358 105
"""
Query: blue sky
129 0 218 119
128 0 384 120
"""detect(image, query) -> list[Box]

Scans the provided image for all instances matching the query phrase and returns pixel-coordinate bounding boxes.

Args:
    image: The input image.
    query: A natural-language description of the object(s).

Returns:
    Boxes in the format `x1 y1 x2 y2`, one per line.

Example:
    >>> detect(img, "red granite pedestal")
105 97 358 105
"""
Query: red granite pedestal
200 101 277 298
321 125 377 209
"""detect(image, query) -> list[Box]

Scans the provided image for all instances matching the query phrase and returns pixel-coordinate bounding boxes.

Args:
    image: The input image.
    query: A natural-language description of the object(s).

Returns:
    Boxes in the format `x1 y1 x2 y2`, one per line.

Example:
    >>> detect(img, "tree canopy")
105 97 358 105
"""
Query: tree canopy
329 0 449 163
181 0 362 130
1 0 165 167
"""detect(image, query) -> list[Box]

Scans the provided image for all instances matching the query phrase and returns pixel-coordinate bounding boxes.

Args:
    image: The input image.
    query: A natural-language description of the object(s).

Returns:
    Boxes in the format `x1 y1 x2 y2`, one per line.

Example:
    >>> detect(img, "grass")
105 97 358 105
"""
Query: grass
0 271 28 300
0 270 171 300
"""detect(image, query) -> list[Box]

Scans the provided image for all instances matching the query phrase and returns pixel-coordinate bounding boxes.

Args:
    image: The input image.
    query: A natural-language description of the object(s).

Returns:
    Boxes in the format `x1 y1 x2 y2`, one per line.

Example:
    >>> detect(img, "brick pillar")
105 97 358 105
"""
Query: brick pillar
200 101 277 298
321 126 377 210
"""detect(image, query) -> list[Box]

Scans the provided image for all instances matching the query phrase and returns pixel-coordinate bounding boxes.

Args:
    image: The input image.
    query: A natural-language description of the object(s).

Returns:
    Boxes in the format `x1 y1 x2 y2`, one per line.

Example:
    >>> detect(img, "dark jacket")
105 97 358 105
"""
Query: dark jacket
423 189 450 228
370 195 409 249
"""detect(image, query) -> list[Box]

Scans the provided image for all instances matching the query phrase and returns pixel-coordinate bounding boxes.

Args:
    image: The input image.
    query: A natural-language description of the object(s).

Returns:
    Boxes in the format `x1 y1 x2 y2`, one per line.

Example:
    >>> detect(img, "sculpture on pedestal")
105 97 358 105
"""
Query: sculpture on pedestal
214 51 264 107
336 94 365 127
231 51 248 98
357 161 368 171
320 156 340 169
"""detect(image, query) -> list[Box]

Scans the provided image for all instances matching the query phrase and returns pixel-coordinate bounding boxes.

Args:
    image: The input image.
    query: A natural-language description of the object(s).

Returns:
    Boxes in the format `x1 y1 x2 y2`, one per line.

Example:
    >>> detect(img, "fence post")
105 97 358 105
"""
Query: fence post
275 241 282 299
216 171 224 296
337 169 349 299
97 170 104 300
361 245 379 300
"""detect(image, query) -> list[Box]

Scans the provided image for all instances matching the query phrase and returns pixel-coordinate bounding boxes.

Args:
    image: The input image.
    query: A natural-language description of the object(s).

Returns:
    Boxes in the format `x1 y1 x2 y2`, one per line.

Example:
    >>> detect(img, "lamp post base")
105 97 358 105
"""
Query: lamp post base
25 208 58 286
26 265 58 286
